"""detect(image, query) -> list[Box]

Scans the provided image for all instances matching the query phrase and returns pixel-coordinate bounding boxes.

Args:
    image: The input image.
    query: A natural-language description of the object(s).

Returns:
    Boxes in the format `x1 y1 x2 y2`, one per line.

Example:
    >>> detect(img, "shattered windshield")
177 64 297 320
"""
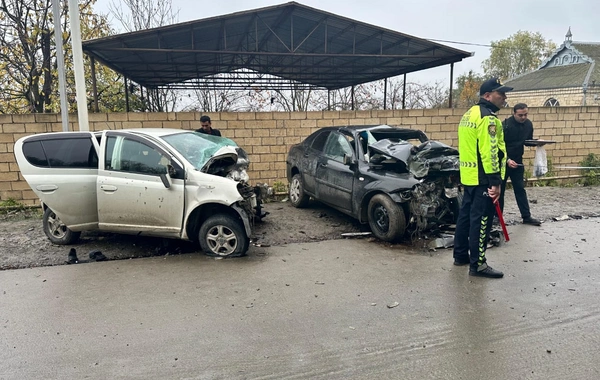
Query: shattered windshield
162 132 239 169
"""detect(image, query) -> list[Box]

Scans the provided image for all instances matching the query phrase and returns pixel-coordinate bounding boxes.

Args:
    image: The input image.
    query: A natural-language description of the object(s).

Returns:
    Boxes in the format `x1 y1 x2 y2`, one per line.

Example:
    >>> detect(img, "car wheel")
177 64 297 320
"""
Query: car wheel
289 173 310 208
198 214 249 257
367 194 406 242
43 208 81 245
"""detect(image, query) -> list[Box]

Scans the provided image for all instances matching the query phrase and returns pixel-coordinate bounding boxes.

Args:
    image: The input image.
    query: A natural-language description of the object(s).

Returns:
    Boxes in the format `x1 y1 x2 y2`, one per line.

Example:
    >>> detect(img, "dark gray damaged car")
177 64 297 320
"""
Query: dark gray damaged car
286 125 463 242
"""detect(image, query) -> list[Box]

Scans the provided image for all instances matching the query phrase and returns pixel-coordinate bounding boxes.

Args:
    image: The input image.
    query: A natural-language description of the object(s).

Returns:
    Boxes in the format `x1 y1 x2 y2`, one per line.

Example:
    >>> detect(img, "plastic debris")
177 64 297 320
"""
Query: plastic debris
427 233 454 249
341 232 372 238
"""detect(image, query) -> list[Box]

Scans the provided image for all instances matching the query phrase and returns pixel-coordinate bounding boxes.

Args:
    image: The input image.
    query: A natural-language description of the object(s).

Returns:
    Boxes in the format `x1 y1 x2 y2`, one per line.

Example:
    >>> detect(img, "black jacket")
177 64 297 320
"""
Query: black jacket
502 116 533 162
196 128 222 137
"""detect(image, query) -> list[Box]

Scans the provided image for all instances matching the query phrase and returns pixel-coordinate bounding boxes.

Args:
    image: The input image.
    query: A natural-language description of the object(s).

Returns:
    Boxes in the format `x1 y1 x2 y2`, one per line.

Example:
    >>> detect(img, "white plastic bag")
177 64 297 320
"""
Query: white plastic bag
533 146 548 177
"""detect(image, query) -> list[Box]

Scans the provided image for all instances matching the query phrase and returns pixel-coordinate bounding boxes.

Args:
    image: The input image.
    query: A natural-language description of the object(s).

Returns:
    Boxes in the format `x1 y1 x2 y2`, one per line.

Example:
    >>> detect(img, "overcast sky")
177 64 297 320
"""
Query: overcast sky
94 0 599 85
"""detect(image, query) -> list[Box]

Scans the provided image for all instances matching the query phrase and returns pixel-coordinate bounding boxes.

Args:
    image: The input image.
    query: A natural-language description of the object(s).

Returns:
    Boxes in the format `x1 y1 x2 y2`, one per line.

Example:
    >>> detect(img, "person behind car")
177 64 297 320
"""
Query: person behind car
452 77 510 279
499 103 541 226
196 115 222 136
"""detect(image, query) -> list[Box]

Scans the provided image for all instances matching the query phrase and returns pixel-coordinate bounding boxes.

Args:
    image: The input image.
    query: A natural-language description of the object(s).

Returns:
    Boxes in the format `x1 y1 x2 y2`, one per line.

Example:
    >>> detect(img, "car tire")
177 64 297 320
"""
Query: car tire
198 214 249 257
43 207 81 245
289 173 310 208
367 194 406 242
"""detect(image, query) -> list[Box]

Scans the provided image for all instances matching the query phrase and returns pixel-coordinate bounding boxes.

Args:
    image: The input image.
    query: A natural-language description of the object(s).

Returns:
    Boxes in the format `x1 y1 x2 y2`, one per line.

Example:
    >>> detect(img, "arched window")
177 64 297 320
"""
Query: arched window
572 55 579 63
544 98 560 107
554 58 560 66
562 55 569 64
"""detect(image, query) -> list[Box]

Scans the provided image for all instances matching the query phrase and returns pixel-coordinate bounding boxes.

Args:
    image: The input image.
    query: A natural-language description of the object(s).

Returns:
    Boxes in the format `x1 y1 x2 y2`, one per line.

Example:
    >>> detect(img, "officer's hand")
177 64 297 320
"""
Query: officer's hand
488 185 500 201
507 159 518 169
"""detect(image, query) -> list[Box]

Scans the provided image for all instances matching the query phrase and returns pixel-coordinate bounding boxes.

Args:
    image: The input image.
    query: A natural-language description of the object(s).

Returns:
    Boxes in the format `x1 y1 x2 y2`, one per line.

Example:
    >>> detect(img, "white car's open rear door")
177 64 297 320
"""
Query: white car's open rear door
14 132 100 230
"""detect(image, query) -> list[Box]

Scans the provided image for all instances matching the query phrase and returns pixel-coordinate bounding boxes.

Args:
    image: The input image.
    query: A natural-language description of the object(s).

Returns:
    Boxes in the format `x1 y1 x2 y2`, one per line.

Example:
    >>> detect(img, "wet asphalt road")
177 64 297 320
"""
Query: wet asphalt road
1 218 599 380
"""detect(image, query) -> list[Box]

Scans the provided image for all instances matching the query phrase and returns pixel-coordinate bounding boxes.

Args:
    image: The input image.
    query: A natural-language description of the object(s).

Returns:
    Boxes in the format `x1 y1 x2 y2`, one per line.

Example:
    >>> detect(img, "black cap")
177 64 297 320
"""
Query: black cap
480 77 514 94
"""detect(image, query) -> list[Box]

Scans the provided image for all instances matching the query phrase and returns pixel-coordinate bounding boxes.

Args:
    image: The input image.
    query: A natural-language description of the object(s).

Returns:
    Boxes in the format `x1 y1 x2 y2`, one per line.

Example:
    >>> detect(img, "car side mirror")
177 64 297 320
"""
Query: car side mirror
160 172 172 188
159 165 173 189
343 154 353 166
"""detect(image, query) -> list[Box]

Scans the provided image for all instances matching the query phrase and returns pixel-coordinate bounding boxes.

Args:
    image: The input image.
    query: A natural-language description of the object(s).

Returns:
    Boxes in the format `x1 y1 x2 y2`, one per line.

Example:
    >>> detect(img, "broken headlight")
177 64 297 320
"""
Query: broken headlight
227 169 250 183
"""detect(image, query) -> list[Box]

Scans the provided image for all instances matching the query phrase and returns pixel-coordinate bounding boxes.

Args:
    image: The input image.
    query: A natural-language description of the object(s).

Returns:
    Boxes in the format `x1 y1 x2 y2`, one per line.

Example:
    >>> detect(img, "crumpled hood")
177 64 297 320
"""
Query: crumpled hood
369 139 459 178
200 146 238 172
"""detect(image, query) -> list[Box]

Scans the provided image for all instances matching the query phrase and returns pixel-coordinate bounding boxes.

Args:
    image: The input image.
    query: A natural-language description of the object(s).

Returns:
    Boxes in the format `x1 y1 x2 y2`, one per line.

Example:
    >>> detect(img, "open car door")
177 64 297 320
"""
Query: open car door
14 132 100 230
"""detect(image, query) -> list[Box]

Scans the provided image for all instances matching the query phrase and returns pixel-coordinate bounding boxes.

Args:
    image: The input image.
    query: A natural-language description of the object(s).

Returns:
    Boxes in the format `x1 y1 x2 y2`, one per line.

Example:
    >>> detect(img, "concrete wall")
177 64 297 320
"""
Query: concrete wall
1 107 600 205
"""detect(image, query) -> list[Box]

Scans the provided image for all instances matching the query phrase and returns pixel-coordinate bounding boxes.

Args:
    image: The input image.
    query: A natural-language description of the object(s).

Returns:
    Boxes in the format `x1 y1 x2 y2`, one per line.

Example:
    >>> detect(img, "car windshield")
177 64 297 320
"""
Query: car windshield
162 132 239 169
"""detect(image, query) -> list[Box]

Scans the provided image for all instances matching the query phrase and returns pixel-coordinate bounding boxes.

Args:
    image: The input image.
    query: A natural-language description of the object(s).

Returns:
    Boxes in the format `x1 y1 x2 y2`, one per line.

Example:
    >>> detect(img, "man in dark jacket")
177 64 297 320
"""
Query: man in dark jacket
499 103 541 226
196 115 222 136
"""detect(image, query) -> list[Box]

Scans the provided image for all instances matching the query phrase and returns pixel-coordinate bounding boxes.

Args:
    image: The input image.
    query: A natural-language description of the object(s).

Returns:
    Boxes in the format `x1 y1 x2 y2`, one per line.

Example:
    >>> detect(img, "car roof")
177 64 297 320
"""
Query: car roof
119 128 191 138
316 125 421 133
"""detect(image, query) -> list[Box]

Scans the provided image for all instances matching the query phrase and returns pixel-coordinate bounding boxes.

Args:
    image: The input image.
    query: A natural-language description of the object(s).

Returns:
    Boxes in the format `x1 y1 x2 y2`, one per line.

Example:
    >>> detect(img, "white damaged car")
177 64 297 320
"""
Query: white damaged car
14 129 270 257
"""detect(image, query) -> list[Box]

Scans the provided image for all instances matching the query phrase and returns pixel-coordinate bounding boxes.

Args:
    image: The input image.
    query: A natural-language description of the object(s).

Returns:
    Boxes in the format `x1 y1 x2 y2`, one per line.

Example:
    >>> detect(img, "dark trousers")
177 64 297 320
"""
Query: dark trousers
453 185 495 271
499 165 531 219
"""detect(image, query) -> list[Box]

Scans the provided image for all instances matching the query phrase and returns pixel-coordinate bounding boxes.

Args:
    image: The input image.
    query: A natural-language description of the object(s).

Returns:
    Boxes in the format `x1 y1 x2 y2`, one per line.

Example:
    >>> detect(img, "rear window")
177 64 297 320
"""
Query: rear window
22 137 98 169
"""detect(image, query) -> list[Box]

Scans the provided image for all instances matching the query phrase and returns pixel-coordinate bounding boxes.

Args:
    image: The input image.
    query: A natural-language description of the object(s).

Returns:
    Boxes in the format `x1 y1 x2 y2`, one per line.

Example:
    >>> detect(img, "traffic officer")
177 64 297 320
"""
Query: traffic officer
452 78 510 279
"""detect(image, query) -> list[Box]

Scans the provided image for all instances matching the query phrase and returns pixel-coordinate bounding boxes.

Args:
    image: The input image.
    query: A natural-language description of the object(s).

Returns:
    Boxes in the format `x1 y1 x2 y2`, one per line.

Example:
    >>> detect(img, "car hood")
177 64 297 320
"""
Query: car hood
368 139 459 178
200 146 238 172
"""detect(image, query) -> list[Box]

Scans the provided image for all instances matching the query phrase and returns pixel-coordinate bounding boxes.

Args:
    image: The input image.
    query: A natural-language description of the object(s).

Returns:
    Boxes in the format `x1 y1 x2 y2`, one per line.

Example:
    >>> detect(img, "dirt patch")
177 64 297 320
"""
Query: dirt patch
1 186 599 270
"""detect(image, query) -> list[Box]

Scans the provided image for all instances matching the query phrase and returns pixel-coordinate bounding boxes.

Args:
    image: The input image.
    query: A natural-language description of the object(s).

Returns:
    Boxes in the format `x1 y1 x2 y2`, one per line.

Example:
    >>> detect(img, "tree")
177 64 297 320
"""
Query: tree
0 0 125 114
482 31 557 81
453 70 485 108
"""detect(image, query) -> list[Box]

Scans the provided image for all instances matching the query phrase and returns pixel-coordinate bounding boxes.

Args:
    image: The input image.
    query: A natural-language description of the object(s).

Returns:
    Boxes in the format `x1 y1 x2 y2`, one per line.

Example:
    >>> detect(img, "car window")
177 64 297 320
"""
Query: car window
310 131 331 152
105 136 168 176
323 132 354 162
22 137 98 168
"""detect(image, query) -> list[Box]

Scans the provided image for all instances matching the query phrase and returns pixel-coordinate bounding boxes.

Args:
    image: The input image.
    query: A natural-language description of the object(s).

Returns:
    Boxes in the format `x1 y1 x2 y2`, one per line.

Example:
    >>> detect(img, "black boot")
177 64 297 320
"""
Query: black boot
469 264 504 278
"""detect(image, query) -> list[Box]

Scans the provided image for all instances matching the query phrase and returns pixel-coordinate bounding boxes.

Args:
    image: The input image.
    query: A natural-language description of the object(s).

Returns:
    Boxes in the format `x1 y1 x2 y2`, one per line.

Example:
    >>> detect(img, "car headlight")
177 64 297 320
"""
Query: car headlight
227 169 250 183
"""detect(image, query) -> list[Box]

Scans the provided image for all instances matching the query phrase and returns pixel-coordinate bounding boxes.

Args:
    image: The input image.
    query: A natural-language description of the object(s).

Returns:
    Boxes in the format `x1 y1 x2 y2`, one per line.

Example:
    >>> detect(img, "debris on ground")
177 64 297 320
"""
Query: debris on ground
341 232 372 238
387 302 400 309
66 248 79 264
427 233 454 250
553 215 570 221
89 250 108 262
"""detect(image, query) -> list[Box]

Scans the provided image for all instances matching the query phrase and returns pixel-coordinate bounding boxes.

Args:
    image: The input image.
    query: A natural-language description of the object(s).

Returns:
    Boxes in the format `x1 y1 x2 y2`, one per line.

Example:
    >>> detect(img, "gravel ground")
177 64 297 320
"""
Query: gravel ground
1 185 599 270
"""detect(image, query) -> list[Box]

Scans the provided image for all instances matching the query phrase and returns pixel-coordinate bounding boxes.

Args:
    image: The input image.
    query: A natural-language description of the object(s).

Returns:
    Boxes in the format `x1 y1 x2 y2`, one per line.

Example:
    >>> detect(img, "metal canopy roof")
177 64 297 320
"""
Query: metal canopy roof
82 2 472 90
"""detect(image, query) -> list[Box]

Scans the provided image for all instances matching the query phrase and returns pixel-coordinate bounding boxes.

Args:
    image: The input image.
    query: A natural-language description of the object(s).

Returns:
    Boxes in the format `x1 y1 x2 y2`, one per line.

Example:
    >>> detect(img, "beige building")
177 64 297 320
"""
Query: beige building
505 29 600 107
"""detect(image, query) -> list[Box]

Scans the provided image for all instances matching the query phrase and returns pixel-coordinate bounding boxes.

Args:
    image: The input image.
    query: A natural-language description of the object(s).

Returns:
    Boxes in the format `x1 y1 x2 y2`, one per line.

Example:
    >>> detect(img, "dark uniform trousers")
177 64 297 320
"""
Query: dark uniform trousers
453 185 496 270
499 165 530 219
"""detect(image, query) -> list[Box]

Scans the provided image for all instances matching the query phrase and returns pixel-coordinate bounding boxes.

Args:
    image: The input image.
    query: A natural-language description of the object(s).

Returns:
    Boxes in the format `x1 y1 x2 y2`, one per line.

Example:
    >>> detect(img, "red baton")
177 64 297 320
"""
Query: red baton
494 200 510 242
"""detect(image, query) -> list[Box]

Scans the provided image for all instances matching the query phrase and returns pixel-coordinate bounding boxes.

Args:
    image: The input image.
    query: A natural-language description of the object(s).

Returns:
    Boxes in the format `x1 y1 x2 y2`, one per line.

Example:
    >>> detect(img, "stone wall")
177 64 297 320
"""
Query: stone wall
1 106 600 205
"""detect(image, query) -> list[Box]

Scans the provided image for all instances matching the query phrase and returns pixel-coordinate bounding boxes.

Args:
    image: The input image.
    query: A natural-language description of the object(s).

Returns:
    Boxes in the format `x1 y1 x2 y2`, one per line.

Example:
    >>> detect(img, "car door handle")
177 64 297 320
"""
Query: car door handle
36 185 58 193
100 185 118 192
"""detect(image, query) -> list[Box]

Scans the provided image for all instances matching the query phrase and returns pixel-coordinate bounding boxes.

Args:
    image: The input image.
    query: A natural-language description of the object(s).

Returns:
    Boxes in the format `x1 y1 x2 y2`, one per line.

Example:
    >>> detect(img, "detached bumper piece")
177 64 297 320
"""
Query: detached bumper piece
253 183 273 220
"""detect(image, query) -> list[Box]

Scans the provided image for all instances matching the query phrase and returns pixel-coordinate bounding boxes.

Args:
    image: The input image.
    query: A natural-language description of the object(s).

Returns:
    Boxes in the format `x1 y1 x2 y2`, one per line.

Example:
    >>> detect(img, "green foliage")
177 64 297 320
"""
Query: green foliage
272 181 287 193
0 0 133 114
580 153 600 186
453 70 485 107
482 31 557 81
0 198 25 215
0 198 21 207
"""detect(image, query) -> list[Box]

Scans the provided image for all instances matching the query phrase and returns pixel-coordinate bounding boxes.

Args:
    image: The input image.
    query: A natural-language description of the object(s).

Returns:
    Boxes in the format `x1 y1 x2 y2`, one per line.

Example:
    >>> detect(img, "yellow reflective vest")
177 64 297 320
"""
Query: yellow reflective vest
458 103 506 186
